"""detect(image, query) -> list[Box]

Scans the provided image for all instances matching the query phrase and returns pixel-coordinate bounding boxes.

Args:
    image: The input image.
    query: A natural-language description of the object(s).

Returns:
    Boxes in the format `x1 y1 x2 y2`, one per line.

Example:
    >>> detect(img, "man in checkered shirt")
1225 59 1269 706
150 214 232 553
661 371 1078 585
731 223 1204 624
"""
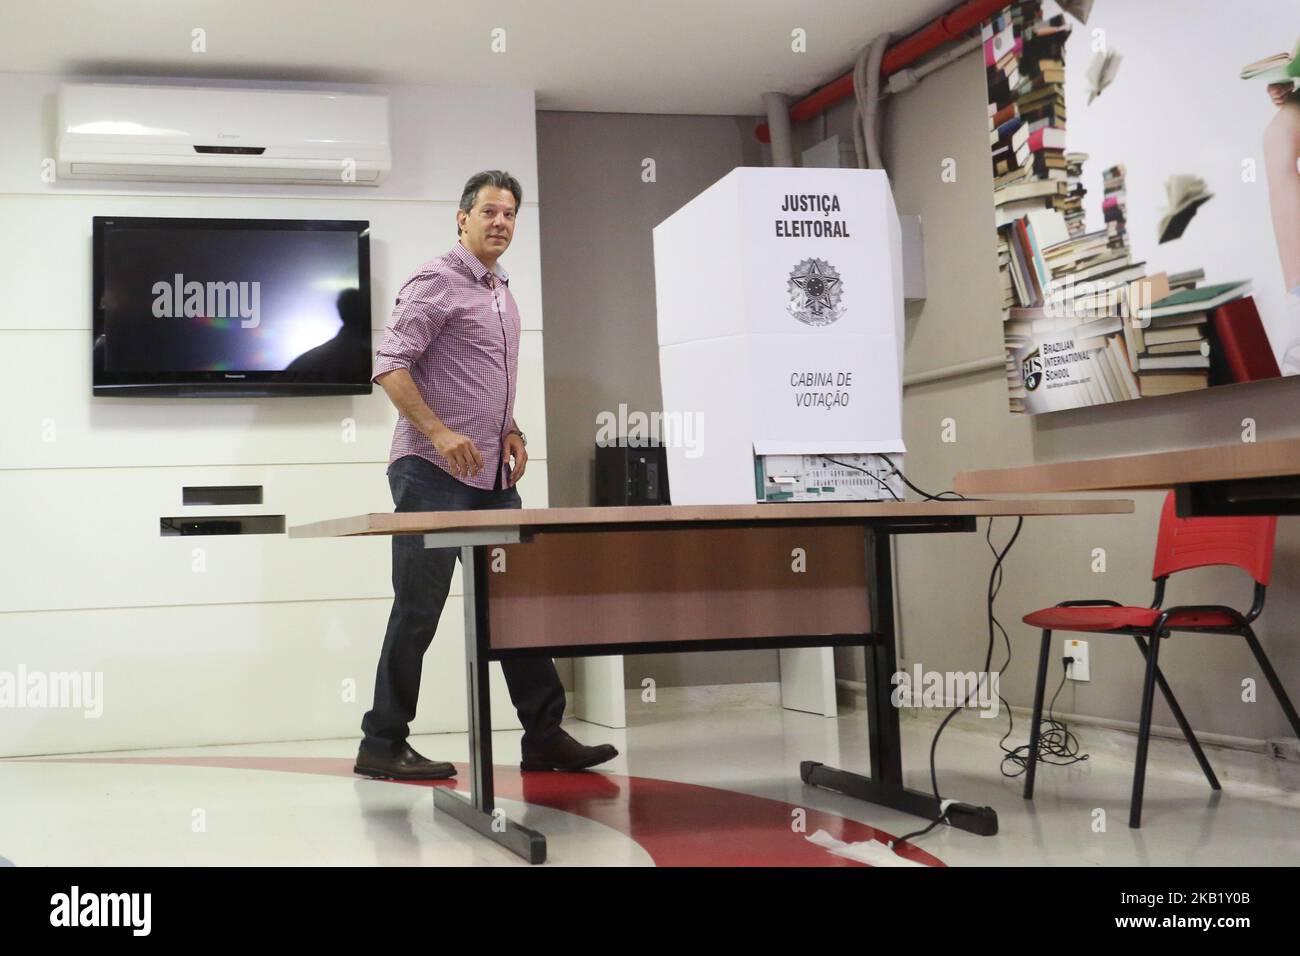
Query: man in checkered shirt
356 170 618 780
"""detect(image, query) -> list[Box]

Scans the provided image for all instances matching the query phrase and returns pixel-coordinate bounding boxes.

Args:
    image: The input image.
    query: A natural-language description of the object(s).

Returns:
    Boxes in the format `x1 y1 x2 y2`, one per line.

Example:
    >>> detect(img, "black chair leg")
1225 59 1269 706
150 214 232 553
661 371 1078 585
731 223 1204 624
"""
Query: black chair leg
1024 629 1052 800
1130 629 1163 828
1130 635 1221 791
1241 625 1300 740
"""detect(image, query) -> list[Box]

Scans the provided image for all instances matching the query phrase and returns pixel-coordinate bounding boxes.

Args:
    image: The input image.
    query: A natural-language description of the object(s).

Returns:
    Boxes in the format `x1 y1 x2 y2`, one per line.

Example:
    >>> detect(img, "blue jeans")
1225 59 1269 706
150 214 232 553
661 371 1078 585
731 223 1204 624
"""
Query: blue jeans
361 454 567 751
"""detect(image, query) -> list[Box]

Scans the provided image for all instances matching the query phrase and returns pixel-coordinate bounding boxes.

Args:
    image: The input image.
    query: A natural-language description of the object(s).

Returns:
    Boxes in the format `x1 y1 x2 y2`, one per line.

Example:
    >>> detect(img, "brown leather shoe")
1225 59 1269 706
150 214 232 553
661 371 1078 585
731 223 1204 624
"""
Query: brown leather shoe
521 728 619 772
354 741 457 780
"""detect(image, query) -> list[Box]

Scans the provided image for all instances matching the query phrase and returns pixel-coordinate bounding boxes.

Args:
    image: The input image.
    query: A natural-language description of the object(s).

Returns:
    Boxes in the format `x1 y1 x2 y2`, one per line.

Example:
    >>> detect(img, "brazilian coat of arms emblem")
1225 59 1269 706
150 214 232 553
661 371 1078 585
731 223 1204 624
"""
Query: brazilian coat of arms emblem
787 257 845 326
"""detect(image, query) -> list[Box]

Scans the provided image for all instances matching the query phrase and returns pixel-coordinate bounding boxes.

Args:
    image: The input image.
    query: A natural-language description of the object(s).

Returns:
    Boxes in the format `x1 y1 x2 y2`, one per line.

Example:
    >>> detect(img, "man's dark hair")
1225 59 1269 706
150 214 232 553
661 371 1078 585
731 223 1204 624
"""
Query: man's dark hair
457 170 523 236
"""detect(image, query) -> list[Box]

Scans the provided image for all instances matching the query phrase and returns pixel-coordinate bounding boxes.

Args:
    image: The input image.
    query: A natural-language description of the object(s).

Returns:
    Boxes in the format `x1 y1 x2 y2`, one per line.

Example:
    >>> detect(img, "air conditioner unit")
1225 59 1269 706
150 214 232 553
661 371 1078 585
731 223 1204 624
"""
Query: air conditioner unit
56 83 391 186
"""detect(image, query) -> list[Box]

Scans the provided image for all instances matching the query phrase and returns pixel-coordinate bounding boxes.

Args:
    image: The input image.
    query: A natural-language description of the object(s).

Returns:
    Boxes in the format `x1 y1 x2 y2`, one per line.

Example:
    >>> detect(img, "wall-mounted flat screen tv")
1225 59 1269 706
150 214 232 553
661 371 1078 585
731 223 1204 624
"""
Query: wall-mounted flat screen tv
93 216 372 396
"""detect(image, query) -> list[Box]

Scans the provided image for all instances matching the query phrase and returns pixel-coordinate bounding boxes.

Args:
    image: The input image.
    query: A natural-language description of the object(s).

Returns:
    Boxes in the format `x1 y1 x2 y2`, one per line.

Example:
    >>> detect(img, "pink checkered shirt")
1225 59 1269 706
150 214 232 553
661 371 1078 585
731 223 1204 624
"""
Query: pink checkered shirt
372 241 520 490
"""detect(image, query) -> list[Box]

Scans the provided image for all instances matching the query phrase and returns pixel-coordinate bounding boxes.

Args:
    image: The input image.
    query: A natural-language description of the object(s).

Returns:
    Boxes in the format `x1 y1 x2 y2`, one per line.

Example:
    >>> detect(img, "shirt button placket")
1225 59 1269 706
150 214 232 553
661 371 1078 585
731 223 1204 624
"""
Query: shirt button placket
491 275 511 484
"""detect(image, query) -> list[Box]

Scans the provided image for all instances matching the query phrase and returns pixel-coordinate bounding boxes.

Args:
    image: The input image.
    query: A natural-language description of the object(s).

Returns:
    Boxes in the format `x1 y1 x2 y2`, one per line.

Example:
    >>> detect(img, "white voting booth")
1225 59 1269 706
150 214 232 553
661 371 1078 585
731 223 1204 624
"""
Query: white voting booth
652 166 907 716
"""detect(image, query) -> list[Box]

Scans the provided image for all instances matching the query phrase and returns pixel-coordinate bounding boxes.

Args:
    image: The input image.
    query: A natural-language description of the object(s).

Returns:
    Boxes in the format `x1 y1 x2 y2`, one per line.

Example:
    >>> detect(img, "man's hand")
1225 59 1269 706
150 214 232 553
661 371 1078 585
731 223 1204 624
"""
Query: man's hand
431 426 483 479
504 432 528 486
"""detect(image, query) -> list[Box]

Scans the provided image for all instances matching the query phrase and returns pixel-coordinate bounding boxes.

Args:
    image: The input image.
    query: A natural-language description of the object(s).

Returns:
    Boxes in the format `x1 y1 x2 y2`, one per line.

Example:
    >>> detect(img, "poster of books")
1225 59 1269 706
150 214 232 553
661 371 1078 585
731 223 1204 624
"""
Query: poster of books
983 0 1300 413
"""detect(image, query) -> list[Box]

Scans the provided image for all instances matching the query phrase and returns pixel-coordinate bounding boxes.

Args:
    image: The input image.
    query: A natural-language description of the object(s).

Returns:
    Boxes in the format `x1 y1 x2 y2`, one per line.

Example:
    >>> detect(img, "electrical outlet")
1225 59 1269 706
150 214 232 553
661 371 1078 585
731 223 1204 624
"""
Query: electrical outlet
1065 639 1090 681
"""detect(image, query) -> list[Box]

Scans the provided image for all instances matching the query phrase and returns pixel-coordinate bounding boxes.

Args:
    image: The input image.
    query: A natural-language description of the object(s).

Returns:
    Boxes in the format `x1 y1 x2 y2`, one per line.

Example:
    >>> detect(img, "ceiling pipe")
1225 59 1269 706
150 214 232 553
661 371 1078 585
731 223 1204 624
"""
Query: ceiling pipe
762 92 795 166
755 0 1011 143
853 32 893 170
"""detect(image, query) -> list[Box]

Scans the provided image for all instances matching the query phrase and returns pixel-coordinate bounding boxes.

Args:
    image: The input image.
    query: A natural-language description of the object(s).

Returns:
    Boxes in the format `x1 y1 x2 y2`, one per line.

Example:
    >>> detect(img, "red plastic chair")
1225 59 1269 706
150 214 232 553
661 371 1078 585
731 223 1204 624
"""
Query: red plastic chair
1021 491 1300 828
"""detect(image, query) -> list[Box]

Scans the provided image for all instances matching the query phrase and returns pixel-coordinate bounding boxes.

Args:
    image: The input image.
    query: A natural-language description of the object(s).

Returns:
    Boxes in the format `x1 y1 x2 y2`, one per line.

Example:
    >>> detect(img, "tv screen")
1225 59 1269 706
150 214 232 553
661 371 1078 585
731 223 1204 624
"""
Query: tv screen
93 216 372 396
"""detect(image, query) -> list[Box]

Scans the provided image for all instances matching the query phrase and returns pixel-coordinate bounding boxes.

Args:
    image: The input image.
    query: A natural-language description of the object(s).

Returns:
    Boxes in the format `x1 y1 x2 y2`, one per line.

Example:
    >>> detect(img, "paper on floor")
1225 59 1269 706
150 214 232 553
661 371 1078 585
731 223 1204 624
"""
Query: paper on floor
806 828 927 867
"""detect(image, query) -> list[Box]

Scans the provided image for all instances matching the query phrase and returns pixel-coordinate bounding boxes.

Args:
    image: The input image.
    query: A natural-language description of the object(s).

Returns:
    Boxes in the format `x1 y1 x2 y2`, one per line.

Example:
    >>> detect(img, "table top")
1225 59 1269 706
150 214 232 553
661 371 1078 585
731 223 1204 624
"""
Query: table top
287 498 1134 539
953 436 1300 495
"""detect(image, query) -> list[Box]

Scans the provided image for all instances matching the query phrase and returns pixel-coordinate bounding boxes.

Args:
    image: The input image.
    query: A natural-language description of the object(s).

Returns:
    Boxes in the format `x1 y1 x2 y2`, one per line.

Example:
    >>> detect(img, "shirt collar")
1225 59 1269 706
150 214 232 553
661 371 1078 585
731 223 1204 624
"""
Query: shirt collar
451 240 509 285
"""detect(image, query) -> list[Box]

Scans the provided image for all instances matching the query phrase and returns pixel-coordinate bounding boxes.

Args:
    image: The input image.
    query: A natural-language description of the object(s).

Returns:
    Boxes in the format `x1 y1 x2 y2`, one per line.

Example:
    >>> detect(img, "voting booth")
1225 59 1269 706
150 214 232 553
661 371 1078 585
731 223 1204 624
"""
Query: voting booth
653 166 907 507
653 167 909 717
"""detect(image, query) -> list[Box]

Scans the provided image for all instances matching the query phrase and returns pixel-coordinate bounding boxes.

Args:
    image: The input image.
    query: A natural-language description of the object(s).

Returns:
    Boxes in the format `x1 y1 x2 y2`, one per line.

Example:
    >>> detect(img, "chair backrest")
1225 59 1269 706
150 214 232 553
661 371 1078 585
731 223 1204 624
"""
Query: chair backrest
1151 491 1278 585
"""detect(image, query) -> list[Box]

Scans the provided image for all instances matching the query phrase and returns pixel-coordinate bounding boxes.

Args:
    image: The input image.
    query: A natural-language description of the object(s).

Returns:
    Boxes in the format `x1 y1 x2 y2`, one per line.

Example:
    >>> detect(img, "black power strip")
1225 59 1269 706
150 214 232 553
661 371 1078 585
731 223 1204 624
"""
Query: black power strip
946 801 999 836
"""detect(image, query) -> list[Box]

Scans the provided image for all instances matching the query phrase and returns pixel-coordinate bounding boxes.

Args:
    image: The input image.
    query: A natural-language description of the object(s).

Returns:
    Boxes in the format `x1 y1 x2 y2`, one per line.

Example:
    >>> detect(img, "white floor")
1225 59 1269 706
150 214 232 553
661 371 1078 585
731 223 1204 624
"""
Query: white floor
3 702 1298 866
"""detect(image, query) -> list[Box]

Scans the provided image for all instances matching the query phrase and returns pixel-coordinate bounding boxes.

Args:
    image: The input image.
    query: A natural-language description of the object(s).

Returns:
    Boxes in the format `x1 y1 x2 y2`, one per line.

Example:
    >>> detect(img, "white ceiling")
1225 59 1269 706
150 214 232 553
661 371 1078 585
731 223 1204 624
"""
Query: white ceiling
0 0 955 115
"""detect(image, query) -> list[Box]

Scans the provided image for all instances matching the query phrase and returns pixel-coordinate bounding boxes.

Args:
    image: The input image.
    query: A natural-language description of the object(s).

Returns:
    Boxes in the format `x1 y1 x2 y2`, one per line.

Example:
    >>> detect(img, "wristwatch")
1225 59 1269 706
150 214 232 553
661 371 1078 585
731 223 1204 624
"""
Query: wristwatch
508 427 527 447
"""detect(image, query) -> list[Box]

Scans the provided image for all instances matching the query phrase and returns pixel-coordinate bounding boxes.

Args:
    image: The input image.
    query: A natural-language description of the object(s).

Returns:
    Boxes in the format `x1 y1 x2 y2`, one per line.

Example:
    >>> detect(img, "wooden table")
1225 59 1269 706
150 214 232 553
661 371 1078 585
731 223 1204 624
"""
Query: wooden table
289 498 1132 863
953 436 1300 515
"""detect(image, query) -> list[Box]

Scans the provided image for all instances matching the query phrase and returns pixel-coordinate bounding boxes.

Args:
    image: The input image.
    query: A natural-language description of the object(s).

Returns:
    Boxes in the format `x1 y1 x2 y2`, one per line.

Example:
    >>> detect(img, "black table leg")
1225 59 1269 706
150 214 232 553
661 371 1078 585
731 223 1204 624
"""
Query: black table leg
432 544 547 864
801 528 999 837
865 528 902 786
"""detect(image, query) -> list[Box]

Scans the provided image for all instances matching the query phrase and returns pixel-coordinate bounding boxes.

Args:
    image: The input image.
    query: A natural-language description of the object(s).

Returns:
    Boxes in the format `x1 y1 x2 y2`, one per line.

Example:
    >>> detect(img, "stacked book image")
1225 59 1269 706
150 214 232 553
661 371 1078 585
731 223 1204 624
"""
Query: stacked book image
986 0 1070 234
984 0 1276 414
1001 213 1146 413
1064 151 1087 236
984 0 1071 412
1101 164 1128 251
1134 280 1279 394
1125 272 1210 397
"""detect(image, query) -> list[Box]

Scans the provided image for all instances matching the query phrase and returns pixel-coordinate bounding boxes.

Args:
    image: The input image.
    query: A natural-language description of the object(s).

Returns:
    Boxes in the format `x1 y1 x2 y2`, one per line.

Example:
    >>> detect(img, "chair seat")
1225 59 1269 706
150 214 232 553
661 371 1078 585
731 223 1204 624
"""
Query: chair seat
1023 605 1241 632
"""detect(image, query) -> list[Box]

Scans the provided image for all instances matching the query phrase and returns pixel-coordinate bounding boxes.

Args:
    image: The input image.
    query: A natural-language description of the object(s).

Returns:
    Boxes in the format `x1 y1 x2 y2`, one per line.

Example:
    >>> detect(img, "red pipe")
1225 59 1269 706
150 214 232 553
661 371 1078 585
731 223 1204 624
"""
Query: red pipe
754 0 1011 143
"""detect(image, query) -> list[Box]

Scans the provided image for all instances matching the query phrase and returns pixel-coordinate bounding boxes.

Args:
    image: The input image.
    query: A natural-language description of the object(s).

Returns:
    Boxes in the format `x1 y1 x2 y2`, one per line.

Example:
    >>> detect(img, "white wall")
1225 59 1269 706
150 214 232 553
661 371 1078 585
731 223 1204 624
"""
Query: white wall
0 72 549 756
